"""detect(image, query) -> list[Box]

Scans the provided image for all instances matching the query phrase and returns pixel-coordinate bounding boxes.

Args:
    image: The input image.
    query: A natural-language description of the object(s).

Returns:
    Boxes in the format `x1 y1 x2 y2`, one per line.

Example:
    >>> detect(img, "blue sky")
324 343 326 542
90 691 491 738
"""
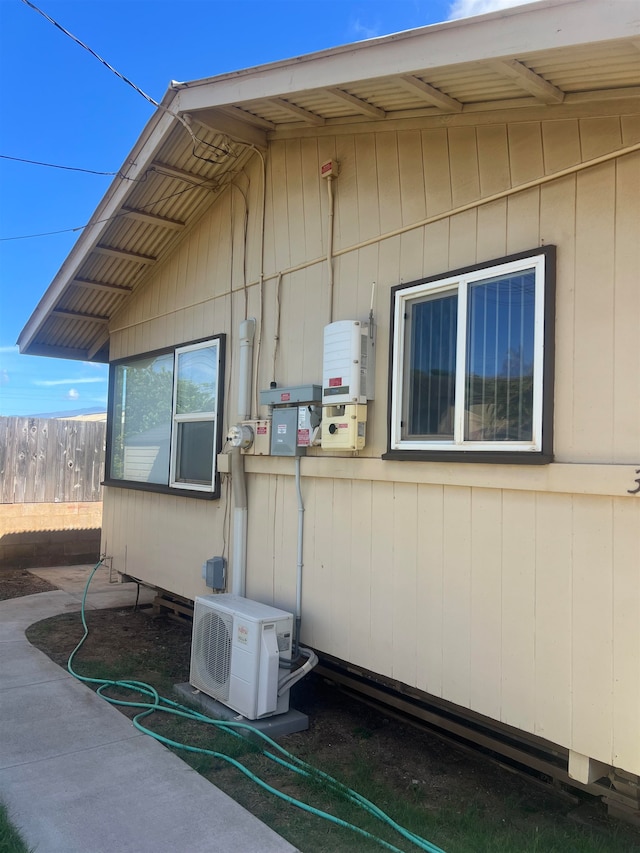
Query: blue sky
0 0 536 416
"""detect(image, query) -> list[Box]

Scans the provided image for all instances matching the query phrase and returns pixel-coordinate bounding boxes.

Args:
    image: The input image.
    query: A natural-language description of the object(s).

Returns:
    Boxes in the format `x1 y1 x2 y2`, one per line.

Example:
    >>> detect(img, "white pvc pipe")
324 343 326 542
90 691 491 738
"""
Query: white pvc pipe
237 318 256 421
231 319 255 597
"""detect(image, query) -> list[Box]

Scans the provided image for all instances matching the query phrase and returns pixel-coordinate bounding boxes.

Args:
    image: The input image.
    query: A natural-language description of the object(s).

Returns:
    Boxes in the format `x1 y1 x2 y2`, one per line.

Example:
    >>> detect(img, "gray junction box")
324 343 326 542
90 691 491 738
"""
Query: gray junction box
270 407 305 456
260 385 322 407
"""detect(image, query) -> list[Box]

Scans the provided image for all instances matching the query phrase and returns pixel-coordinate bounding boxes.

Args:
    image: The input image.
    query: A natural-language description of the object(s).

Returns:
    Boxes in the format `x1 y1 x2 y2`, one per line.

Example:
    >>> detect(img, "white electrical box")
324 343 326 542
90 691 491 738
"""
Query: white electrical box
321 404 367 451
240 420 270 455
323 320 375 405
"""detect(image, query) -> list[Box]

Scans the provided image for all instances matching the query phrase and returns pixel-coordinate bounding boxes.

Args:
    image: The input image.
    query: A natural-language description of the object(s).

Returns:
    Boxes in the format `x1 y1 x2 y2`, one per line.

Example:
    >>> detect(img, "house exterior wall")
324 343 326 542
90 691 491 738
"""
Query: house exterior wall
103 106 640 775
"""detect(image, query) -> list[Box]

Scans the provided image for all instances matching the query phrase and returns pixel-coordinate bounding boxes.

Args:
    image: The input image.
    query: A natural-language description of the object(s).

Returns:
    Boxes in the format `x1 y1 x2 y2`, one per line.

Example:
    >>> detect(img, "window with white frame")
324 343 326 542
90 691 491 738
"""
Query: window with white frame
387 247 555 462
106 336 225 497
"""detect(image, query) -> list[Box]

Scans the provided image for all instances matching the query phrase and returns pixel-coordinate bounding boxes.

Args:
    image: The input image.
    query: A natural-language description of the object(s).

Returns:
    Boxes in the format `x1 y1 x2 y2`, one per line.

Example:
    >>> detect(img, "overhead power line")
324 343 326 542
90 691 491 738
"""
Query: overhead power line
20 0 233 162
0 153 138 179
0 175 219 241
21 0 161 110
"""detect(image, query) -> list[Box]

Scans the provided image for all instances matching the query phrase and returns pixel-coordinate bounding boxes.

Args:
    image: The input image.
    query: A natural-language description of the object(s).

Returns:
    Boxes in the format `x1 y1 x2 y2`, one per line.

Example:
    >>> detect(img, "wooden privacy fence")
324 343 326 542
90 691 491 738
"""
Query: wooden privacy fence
0 417 105 504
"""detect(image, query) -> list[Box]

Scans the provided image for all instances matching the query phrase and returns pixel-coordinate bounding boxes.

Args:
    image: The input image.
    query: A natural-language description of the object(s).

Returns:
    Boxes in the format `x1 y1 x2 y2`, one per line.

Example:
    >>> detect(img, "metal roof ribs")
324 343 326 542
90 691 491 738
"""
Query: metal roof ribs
121 208 186 230
72 278 133 295
268 98 326 125
150 161 219 186
396 75 463 112
51 309 110 324
324 88 386 119
486 58 565 104
93 246 157 265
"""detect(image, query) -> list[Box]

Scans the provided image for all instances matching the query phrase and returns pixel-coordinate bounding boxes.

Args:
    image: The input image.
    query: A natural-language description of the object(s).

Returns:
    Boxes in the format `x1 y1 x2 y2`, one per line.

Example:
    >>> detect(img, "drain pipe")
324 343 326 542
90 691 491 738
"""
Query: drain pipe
230 318 256 598
294 455 304 654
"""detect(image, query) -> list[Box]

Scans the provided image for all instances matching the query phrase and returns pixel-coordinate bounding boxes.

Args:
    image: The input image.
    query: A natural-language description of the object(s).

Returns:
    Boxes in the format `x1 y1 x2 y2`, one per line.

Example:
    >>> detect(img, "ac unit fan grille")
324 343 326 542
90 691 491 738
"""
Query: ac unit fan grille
193 608 232 700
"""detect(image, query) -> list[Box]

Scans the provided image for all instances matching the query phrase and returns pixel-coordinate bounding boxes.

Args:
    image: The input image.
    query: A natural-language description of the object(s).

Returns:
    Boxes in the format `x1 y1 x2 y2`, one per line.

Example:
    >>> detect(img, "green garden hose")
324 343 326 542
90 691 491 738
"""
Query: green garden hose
67 560 446 853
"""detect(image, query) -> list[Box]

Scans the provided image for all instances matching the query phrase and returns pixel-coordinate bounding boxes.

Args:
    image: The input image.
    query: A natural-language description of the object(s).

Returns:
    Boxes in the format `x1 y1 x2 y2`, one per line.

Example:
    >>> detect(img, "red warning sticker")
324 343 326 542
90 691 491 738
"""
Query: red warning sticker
298 429 310 446
281 392 291 401
329 377 342 387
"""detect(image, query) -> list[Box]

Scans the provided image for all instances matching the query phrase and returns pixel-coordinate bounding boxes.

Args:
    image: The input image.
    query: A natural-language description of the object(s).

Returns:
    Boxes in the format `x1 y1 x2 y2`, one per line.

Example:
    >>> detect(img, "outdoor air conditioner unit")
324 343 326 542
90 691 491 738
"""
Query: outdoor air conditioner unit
189 594 294 720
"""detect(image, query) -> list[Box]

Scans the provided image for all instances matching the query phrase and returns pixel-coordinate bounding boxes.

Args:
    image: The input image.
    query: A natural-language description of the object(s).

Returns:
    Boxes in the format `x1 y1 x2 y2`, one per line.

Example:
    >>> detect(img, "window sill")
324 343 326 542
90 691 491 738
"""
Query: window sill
102 479 220 499
382 450 553 465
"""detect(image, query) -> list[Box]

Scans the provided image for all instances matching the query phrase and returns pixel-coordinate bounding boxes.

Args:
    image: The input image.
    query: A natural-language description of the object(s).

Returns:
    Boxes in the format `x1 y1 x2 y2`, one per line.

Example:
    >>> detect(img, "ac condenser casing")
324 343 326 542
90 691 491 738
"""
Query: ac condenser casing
190 594 293 719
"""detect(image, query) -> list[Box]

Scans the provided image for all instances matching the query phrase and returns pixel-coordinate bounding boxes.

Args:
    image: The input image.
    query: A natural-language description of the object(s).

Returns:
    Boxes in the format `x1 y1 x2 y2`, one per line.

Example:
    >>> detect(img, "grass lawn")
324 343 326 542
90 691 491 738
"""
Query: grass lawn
0 803 33 853
26 608 640 853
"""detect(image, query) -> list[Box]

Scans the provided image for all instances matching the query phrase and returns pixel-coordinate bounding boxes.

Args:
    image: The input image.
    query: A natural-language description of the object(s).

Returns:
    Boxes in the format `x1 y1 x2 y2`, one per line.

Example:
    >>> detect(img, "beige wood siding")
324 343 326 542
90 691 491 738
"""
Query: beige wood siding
104 107 640 776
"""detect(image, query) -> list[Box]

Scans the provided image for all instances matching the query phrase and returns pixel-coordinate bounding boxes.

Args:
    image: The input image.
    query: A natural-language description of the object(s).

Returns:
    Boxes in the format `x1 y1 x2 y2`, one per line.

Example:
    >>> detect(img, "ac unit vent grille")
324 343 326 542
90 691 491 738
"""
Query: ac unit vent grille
192 608 232 701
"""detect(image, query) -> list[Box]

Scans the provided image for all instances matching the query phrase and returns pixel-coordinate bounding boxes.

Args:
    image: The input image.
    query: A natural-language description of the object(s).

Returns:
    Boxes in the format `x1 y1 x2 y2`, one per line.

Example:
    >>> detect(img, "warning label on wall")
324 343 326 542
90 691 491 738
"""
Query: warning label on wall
298 429 310 446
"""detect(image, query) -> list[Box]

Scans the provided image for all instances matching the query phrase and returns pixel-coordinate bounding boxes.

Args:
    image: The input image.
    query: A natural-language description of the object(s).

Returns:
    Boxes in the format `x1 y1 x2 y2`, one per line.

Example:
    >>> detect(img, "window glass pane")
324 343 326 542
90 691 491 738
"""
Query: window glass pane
465 270 535 441
111 353 173 483
176 346 217 414
404 292 457 438
175 421 215 485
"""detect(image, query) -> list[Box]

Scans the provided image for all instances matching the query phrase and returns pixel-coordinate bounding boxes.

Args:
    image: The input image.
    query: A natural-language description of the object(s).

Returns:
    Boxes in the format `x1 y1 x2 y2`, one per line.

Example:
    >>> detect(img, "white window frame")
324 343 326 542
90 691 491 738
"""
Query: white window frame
390 251 551 456
169 339 220 493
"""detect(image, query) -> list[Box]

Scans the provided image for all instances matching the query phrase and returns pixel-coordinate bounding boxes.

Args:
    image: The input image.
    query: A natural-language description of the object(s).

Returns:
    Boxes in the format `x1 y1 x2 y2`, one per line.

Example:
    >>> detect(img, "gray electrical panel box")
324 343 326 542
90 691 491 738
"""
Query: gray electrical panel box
202 556 226 590
270 406 305 456
260 385 322 407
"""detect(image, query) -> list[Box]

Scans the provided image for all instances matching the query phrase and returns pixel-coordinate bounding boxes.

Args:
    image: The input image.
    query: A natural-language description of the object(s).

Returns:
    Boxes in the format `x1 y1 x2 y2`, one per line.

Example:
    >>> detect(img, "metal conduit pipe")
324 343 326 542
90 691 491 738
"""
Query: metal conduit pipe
294 455 304 653
231 318 256 597
230 448 248 598
326 174 335 323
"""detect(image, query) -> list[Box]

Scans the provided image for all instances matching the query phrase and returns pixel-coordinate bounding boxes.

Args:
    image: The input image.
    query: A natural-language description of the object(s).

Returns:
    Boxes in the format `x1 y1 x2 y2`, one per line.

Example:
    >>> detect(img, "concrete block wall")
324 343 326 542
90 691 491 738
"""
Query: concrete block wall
0 503 102 569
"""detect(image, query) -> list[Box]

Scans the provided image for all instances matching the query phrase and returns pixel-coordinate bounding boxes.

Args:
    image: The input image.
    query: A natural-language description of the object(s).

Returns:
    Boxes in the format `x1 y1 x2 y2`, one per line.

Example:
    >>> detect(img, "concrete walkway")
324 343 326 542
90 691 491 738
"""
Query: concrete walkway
0 568 298 853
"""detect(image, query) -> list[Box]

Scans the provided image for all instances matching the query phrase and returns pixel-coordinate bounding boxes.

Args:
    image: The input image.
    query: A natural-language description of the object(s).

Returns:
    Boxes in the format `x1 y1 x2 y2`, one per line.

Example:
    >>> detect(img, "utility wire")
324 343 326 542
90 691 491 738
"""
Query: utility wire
20 0 233 162
21 0 161 110
0 153 140 180
0 174 219 242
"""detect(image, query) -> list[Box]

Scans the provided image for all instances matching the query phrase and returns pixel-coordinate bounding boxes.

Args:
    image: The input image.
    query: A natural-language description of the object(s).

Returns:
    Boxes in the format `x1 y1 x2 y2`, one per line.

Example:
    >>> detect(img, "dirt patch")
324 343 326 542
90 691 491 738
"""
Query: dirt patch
24 605 640 853
0 568 58 600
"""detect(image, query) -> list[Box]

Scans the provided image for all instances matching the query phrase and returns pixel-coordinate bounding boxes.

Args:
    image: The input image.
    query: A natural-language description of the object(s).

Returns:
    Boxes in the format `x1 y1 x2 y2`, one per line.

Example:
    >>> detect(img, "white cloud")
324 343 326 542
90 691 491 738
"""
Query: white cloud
66 388 80 400
0 369 9 385
0 346 19 354
448 0 540 19
33 377 106 387
350 18 383 40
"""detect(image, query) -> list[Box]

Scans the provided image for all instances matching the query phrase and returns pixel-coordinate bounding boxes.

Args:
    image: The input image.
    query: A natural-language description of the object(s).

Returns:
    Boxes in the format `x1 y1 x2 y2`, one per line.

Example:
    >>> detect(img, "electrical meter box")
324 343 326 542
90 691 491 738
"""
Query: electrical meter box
321 404 367 451
240 420 271 455
271 407 305 456
323 320 375 405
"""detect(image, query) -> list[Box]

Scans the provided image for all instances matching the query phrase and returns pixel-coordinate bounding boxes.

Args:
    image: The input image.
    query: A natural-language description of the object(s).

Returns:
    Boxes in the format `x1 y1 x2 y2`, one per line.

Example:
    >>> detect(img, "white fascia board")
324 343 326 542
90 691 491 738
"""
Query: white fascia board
173 0 637 113
18 95 179 354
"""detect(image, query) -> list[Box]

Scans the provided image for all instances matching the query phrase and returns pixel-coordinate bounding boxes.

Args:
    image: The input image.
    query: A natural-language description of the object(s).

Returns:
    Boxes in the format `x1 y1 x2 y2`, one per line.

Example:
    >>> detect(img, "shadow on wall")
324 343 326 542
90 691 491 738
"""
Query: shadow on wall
0 528 101 570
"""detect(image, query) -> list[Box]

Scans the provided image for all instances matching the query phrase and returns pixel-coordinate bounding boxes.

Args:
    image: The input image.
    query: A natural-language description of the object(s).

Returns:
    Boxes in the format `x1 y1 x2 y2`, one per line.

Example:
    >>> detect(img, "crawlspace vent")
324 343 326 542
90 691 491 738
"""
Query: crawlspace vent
192 608 232 701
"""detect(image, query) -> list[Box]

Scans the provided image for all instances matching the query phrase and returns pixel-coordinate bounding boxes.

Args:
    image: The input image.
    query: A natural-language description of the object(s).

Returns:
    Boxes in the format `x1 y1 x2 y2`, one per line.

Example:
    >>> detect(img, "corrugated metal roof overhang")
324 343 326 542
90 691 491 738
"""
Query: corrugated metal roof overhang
18 0 640 363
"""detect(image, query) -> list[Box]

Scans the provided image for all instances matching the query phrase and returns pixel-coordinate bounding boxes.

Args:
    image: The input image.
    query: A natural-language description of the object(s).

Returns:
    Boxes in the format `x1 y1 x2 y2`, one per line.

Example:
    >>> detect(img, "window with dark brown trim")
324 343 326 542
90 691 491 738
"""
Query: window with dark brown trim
105 336 225 498
384 247 555 464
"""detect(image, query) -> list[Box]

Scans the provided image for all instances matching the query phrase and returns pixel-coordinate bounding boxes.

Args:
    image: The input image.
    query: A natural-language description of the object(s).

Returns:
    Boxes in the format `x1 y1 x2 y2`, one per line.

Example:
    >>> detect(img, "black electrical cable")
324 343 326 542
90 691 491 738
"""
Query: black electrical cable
0 173 219 242
20 0 161 110
0 153 142 179
20 0 234 162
